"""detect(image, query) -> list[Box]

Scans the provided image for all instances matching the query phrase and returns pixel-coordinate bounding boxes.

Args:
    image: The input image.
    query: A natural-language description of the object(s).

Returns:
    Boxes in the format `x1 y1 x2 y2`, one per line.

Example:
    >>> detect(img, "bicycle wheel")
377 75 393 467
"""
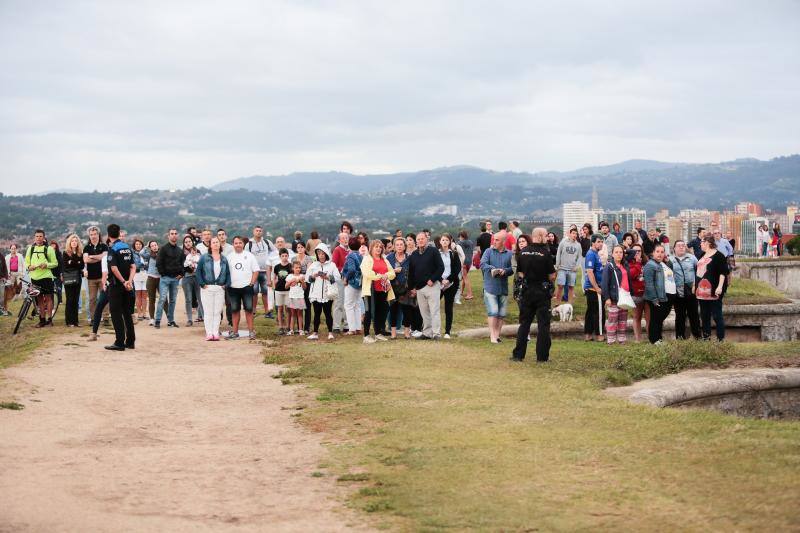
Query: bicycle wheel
13 299 32 335
50 295 60 321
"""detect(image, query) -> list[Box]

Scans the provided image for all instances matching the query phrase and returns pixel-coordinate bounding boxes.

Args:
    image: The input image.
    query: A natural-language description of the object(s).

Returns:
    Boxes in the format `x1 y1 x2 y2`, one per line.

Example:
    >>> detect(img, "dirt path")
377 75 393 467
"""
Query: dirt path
0 306 364 532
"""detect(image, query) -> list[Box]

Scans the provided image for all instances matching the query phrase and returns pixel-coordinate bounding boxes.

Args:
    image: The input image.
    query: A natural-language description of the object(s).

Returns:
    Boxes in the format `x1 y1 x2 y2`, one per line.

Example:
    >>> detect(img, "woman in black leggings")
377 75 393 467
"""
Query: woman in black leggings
436 234 462 339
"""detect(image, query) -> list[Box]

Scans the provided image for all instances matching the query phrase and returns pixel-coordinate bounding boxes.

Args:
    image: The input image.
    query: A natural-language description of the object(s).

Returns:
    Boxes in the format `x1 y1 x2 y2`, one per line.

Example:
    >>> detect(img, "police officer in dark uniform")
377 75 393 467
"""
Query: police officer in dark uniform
105 223 136 351
512 227 556 363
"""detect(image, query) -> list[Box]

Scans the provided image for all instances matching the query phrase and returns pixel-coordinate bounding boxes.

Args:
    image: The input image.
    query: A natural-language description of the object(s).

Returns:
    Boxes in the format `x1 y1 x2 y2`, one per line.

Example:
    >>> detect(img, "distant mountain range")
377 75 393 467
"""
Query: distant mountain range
213 159 690 193
2 155 797 244
212 156 800 211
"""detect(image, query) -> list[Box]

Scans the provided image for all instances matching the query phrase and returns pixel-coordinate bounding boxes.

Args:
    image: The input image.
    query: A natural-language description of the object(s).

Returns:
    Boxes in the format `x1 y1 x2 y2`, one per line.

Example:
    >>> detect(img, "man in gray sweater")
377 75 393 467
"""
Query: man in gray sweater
555 226 582 304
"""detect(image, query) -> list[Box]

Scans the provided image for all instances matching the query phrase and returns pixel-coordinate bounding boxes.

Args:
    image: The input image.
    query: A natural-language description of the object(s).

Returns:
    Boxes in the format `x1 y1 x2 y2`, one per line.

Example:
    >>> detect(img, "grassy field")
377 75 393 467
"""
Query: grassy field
263 332 800 531
0 296 74 370
255 272 800 530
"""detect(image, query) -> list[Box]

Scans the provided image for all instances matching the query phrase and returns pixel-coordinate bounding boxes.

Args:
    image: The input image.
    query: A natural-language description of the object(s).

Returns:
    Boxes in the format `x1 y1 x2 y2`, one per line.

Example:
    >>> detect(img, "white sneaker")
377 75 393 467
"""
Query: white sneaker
307 333 319 340
443 333 451 339
327 333 335 340
455 299 462 305
363 336 377 344
411 330 423 338
286 330 293 336
375 334 388 342
149 319 155 326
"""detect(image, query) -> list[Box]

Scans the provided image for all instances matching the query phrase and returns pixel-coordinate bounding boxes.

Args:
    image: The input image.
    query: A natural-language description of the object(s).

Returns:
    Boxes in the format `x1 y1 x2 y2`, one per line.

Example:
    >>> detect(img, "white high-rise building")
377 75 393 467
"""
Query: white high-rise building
679 209 712 241
563 201 593 235
741 217 769 255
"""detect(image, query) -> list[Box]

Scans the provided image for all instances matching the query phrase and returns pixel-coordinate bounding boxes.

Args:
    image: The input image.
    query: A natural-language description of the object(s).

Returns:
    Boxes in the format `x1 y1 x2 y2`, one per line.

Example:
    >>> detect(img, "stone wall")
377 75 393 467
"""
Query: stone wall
738 260 800 298
606 368 800 420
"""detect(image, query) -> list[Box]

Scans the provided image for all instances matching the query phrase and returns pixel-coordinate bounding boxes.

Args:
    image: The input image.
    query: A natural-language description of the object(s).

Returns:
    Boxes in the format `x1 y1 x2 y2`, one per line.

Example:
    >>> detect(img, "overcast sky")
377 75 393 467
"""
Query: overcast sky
1 1 798 195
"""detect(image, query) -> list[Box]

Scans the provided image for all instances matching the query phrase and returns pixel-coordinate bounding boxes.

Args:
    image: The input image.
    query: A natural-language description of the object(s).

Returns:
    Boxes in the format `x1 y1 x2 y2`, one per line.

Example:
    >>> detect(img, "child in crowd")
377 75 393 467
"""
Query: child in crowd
285 260 307 335
272 248 292 335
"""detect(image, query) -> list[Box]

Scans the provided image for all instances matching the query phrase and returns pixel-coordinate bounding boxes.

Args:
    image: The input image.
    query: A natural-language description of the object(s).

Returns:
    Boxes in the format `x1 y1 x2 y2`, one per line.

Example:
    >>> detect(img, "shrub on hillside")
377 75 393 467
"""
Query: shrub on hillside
613 340 735 381
786 235 800 256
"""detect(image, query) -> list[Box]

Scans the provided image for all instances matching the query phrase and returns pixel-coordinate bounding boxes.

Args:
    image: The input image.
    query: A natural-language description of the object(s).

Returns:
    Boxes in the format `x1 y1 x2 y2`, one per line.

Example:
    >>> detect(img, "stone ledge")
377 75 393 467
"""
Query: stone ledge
724 302 800 315
604 368 800 408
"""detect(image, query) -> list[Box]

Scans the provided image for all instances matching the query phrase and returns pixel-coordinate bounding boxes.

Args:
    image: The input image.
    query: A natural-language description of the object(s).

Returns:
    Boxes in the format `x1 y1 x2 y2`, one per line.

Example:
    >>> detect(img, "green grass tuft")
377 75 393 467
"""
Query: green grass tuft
0 401 25 410
614 339 736 381
337 473 370 482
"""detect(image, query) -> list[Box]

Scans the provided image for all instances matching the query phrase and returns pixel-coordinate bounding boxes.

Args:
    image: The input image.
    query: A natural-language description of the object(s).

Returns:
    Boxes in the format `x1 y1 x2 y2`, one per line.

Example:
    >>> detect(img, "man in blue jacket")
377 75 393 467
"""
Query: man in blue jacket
480 233 513 344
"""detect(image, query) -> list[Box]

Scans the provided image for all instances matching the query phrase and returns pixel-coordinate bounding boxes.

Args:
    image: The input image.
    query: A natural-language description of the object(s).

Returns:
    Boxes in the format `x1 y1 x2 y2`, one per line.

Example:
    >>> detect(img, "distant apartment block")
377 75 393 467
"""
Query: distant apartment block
602 208 647 233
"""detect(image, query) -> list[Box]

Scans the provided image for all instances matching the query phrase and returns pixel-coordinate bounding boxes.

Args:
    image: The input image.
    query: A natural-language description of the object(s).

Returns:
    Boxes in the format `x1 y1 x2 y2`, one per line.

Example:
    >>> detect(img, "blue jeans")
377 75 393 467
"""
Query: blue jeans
483 292 508 318
156 276 180 323
181 275 203 321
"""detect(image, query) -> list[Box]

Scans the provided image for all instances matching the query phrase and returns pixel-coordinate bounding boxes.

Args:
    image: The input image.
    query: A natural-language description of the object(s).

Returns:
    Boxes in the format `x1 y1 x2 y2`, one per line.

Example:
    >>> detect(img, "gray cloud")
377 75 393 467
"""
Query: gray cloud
1 0 798 194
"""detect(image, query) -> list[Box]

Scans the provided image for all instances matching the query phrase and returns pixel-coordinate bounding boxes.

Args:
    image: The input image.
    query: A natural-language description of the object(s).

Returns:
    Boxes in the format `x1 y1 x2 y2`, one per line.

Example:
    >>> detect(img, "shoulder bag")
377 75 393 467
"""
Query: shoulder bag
63 269 82 287
614 267 636 310
324 271 339 300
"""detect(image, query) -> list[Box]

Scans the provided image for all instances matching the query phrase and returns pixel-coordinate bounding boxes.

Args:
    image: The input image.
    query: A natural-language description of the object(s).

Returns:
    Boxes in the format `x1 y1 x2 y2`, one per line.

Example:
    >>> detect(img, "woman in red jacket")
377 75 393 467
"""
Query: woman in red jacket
628 244 649 342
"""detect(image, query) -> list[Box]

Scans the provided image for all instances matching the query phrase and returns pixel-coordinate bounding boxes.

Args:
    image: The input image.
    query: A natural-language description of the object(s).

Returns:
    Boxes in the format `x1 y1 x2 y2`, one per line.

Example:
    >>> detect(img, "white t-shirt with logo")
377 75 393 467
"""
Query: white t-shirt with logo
227 250 260 289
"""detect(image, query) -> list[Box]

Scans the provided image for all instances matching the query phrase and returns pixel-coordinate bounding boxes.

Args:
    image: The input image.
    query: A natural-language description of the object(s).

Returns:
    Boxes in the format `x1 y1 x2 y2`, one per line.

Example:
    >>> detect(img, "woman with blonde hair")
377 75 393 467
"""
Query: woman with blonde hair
62 234 85 327
360 239 396 343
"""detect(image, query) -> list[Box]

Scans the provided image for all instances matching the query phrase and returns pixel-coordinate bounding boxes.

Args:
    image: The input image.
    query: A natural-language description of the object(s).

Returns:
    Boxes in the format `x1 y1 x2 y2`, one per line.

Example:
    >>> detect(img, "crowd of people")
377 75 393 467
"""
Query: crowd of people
573 222 732 345
0 216 740 359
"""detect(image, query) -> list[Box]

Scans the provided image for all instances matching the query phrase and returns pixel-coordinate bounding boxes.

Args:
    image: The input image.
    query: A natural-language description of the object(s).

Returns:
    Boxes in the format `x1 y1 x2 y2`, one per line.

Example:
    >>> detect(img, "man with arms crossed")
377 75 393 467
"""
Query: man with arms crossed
83 225 109 323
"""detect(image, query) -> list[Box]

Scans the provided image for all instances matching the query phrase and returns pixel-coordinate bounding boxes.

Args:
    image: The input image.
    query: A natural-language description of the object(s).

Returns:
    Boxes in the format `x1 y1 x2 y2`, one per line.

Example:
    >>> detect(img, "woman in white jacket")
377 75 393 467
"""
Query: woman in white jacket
305 243 341 340
4 244 27 312
756 224 770 258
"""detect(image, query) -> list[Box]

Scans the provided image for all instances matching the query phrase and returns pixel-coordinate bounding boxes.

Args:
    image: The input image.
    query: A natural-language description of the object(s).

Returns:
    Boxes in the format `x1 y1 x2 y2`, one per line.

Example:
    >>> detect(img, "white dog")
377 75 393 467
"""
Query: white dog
552 303 573 322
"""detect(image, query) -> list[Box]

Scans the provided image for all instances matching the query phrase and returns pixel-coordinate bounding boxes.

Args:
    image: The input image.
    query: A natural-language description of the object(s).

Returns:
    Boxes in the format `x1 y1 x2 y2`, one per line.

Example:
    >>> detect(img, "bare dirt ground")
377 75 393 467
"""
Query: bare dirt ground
0 306 365 532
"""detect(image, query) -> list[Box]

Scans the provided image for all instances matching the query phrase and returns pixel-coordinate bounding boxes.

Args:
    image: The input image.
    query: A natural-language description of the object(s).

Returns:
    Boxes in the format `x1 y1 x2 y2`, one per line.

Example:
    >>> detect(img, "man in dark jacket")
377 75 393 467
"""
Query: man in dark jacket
154 228 185 329
634 219 648 245
687 227 705 260
408 232 444 339
512 228 556 363
476 220 493 257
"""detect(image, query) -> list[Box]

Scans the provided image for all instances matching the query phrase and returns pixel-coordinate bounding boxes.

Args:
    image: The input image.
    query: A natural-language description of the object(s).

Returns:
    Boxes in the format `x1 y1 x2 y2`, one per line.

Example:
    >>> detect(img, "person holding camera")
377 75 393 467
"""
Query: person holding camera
511 227 555 363
480 232 513 344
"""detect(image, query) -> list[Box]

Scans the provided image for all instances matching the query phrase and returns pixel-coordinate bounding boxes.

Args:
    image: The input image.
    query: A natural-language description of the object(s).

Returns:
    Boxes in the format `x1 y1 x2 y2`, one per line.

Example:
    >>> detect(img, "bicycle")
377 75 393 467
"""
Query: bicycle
13 275 60 335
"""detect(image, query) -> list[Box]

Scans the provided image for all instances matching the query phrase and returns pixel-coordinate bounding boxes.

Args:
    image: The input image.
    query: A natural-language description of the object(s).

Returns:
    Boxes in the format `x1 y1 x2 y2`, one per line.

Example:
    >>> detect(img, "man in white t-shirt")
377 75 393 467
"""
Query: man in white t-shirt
247 225 272 317
196 229 213 255
226 236 260 340
217 229 235 257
